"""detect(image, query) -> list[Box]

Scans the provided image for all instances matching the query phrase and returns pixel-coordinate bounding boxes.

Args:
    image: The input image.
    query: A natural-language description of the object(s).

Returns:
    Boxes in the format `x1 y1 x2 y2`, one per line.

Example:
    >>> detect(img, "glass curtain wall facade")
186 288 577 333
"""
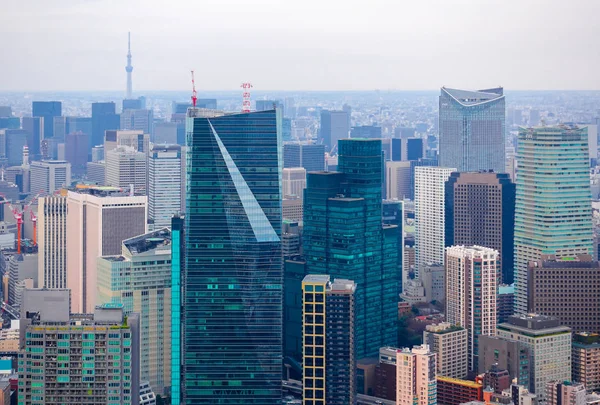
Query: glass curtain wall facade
303 139 398 359
439 87 505 172
513 125 593 314
180 109 282 404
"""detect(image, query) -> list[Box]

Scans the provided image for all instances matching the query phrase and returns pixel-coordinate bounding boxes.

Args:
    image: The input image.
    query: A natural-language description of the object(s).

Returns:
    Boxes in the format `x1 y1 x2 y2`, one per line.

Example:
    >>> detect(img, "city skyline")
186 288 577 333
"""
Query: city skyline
2 0 600 92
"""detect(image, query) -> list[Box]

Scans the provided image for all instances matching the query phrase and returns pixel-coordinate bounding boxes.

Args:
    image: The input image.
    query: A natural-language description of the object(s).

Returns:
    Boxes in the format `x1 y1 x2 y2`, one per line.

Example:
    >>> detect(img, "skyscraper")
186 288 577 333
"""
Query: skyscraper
105 146 147 193
149 145 182 229
302 275 357 405
439 87 505 172
320 110 349 151
97 228 173 394
445 171 515 284
64 131 89 175
121 109 153 135
283 143 326 172
29 160 71 194
66 187 147 313
21 117 43 159
513 125 593 314
303 139 398 358
282 167 306 198
5 129 28 166
180 109 282 404
32 101 62 140
37 195 67 289
126 32 133 99
91 102 120 151
414 166 455 278
445 245 498 372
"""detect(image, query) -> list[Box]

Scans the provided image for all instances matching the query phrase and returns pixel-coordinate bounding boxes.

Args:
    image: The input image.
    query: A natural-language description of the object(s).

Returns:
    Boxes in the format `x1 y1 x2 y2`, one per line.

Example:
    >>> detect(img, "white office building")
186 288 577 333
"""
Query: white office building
29 160 71 194
149 145 182 229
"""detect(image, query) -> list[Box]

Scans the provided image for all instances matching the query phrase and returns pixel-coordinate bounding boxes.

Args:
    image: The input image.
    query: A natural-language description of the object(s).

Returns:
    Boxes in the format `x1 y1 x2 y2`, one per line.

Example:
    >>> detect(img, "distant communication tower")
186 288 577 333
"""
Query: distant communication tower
241 82 253 113
191 70 197 107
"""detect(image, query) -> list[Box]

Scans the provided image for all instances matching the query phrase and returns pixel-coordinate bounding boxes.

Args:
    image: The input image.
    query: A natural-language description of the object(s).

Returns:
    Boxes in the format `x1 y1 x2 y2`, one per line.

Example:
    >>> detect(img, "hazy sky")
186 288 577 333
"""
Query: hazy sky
2 0 600 92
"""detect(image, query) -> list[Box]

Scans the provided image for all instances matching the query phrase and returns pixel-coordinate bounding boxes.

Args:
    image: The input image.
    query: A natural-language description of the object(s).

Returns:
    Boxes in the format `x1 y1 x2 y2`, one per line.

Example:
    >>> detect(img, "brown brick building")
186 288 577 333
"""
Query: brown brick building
528 254 600 332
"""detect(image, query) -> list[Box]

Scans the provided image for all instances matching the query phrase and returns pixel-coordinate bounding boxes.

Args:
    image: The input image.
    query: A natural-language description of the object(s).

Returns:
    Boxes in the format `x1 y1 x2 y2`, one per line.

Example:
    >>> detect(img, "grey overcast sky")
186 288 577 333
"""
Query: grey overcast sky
1 0 599 92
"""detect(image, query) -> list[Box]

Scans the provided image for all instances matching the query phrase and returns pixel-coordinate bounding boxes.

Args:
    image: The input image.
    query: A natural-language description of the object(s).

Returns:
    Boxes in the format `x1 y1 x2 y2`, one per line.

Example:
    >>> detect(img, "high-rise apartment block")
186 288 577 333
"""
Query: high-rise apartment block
439 87 505 172
148 145 182 229
414 167 456 277
282 167 306 198
179 109 282 404
97 228 172 394
514 125 593 314
546 381 586 405
445 171 515 284
29 160 71 194
320 110 349 151
105 146 147 193
497 315 571 402
32 101 62 140
283 143 326 172
302 275 357 405
445 246 498 372
528 254 600 332
572 332 600 392
396 345 437 405
303 139 398 359
18 290 140 405
66 187 147 313
37 195 67 289
423 322 468 379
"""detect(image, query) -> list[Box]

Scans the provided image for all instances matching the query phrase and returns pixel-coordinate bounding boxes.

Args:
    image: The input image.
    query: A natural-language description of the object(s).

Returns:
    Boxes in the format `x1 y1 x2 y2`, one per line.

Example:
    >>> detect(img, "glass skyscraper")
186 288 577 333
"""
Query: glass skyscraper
177 109 282 404
439 87 505 172
303 139 398 359
513 125 593 314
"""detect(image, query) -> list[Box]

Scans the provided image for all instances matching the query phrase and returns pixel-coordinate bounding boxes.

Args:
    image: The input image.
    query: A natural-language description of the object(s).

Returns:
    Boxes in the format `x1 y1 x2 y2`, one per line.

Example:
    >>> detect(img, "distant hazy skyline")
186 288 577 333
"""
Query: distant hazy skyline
2 0 600 92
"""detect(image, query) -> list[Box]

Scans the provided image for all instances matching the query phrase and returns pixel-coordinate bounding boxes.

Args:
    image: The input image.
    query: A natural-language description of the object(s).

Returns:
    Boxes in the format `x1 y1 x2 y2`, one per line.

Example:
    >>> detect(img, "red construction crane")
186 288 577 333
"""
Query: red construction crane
24 190 45 247
191 70 197 108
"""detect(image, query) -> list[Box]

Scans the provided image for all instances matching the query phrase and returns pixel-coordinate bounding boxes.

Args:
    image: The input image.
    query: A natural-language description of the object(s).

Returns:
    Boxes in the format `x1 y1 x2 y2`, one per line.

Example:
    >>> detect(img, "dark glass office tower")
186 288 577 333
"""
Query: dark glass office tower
32 101 61 139
91 102 120 151
283 143 325 172
22 117 43 159
303 139 398 359
181 109 282 404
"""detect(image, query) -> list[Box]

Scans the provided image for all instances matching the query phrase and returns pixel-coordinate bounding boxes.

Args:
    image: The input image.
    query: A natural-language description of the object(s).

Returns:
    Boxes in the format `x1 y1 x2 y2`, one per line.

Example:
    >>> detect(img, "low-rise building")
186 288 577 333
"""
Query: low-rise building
437 376 482 405
424 322 468 379
572 332 600 392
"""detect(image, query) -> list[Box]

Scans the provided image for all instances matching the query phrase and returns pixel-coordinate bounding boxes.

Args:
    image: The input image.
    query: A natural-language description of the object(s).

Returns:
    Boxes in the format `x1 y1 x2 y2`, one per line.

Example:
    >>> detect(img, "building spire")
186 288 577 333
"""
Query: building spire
125 32 133 99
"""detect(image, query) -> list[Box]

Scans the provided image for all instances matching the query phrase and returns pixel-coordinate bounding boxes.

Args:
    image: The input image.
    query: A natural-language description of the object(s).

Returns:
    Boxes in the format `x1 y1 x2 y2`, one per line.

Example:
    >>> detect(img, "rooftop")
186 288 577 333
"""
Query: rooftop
442 87 504 106
123 228 171 255
436 376 482 389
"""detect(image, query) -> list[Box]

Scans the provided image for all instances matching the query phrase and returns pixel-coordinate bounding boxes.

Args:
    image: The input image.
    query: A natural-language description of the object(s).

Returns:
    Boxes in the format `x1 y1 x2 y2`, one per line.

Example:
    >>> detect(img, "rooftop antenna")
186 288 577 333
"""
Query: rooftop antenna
191 70 197 107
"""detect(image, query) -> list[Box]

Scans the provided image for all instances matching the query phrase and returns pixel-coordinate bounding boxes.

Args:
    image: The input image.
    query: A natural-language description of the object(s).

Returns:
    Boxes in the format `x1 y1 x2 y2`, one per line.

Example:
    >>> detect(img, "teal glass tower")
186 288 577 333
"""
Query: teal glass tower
178 109 282 404
303 139 398 359
513 125 593 314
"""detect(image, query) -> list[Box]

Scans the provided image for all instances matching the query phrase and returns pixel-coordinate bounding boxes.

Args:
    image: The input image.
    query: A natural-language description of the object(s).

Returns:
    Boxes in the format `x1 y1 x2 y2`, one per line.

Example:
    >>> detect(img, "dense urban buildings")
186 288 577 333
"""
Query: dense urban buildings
91 102 120 150
29 160 71 194
438 87 505 172
514 124 594 314
528 254 600 332
445 245 498 372
414 166 455 277
97 228 172 395
18 289 140 405
478 335 530 387
497 315 571 402
301 275 357 405
105 146 147 192
66 187 147 313
303 138 398 359
179 109 282 404
445 171 516 284
546 381 586 405
436 377 482 405
32 101 62 140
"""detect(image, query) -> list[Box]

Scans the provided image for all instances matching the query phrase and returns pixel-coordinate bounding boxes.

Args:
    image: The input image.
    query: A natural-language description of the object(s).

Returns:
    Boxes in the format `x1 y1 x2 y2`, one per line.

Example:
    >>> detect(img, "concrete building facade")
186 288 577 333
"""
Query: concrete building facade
396 345 437 405
37 195 67 289
423 322 468 379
